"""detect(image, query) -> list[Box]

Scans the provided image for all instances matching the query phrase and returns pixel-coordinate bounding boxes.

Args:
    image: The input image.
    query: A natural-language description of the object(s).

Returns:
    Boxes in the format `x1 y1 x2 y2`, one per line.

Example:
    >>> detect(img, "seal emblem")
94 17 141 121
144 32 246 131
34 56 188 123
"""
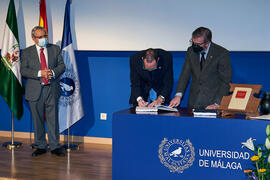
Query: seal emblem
60 77 75 97
1 44 20 70
59 70 80 107
158 138 195 173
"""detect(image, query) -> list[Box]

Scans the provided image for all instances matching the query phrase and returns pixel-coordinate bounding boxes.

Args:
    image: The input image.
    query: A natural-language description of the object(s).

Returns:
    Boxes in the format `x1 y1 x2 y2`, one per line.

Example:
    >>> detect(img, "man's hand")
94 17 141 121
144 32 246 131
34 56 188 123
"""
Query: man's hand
41 69 53 80
148 96 163 107
205 104 219 109
138 99 148 107
169 96 181 107
47 69 53 79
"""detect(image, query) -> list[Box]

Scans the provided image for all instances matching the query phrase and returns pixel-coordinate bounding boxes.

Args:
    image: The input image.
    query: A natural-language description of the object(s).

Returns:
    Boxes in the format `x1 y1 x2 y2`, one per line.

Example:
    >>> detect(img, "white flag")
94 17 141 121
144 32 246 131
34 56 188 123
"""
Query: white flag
59 0 84 132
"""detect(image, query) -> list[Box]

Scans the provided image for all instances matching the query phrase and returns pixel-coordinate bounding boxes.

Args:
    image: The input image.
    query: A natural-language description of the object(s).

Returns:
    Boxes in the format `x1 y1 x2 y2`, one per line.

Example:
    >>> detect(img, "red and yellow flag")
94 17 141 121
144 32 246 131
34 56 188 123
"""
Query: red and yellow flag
39 0 48 32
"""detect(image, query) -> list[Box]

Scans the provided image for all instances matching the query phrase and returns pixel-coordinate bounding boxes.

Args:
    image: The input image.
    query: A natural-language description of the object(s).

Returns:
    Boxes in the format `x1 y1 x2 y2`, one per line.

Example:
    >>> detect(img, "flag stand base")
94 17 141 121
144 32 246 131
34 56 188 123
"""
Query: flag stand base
3 113 23 150
61 127 79 152
62 144 79 152
2 142 22 150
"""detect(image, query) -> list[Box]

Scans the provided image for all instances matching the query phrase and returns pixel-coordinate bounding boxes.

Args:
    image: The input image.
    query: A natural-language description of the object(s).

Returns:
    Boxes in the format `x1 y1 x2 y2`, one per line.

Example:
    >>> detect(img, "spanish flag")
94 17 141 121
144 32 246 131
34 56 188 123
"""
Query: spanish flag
39 0 48 32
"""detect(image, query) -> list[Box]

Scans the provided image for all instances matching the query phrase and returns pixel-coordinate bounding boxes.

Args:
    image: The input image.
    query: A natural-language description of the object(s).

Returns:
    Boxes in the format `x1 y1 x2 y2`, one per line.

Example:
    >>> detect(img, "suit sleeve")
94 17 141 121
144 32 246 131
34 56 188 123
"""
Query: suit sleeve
51 46 65 78
215 50 232 104
176 49 192 94
20 49 40 80
130 55 142 101
159 53 173 99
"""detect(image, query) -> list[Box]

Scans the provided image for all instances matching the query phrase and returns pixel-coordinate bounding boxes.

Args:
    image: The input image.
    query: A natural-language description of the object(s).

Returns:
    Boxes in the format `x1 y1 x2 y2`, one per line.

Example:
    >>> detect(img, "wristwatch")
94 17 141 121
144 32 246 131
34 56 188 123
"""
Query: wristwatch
158 95 165 103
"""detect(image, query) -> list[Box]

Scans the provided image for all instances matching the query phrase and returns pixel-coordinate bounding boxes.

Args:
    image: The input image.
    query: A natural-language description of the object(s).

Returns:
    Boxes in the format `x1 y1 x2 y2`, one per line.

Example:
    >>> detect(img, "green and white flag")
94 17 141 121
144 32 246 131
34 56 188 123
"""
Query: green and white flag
0 0 23 120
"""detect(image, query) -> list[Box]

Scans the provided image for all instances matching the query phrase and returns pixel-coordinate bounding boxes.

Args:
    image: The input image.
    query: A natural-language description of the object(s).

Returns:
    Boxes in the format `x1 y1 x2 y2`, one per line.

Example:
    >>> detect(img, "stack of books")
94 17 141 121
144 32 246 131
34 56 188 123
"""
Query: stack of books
192 109 218 117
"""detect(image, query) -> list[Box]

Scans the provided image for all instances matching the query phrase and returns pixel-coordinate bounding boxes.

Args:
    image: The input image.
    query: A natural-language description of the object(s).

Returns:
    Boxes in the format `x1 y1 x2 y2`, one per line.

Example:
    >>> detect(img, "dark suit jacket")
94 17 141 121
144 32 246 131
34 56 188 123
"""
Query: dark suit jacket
129 49 173 106
21 44 66 101
176 43 232 108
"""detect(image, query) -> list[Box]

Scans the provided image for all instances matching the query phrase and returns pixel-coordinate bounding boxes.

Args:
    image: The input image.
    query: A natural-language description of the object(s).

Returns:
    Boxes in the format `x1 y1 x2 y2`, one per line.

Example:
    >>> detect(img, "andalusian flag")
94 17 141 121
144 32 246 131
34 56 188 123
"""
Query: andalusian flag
0 0 23 120
39 0 48 32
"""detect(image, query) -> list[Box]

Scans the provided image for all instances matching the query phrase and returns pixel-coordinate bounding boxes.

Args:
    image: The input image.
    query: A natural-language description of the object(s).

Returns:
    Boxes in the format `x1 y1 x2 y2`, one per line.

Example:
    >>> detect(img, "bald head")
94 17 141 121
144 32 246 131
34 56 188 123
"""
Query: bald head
142 48 159 71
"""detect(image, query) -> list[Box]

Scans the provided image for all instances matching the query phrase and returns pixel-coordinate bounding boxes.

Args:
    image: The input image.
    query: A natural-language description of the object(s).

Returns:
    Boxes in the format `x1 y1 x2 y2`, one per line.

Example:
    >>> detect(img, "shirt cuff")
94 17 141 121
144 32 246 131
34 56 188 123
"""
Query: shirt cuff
137 96 143 102
51 70 55 78
175 92 183 97
38 70 41 77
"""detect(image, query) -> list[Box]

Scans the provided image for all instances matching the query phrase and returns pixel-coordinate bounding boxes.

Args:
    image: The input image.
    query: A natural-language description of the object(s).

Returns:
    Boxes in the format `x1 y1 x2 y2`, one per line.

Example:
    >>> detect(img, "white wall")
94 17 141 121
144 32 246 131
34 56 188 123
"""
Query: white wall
0 0 269 51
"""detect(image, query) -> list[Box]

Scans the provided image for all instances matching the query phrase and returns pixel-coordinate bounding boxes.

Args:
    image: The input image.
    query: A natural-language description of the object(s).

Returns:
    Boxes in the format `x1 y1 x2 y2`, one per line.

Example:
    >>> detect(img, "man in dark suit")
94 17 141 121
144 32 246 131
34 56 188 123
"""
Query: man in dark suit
21 26 66 156
129 48 173 107
169 27 232 109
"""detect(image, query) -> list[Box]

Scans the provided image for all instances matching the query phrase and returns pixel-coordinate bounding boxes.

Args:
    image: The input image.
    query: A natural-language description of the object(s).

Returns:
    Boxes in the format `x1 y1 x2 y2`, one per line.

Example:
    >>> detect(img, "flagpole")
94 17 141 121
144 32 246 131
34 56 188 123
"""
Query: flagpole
11 112 14 144
2 112 22 150
68 127 70 149
62 126 79 152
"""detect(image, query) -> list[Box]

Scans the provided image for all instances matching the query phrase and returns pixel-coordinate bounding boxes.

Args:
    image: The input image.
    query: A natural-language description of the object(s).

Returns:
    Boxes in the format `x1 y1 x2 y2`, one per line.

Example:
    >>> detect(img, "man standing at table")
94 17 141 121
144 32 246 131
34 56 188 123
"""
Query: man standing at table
21 26 66 156
169 27 232 109
129 48 173 107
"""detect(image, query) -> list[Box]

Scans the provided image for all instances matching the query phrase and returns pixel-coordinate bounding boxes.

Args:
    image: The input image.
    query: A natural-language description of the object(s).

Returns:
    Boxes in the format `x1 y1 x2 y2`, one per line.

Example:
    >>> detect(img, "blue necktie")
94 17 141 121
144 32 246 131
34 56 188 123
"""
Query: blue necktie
148 88 157 103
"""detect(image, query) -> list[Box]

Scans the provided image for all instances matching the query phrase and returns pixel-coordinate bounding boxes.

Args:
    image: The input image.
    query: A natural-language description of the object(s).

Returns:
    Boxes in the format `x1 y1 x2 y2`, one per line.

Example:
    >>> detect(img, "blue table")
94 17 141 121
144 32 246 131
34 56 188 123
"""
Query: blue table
112 108 270 180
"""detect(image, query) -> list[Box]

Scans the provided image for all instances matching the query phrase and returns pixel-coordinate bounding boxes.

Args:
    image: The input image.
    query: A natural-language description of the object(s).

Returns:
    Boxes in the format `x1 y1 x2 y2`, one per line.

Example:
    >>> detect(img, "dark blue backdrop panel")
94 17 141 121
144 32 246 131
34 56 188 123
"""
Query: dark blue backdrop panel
113 110 269 180
230 52 270 92
87 57 131 137
0 51 269 138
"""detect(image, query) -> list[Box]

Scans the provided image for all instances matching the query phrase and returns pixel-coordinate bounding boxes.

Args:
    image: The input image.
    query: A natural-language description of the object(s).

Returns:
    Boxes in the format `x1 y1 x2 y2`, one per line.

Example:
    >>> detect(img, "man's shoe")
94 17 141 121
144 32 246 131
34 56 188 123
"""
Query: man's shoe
32 148 47 157
51 148 65 157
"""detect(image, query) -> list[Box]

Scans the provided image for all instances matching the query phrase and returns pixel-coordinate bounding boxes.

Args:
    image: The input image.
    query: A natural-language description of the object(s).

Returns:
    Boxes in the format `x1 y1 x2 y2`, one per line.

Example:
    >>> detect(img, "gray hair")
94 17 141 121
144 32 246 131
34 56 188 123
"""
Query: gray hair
192 27 212 42
31 26 47 38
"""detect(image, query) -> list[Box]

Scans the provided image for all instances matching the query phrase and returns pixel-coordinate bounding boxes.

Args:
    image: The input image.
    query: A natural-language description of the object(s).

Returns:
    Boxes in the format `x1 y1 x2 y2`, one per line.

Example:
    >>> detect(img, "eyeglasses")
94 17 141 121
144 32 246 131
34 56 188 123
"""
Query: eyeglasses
189 39 207 46
35 35 48 39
